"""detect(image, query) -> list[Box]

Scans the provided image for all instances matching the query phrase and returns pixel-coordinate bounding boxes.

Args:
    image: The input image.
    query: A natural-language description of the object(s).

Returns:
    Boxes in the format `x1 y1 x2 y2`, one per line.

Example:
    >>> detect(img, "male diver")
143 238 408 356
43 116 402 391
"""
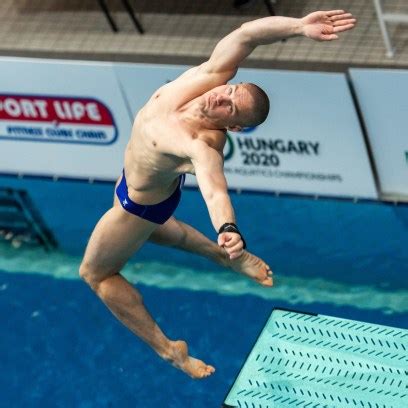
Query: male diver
80 10 356 378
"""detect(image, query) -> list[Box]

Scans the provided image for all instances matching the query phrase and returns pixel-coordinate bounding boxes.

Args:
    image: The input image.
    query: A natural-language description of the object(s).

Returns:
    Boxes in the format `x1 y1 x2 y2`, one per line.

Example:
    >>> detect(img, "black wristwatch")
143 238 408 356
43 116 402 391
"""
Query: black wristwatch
218 223 247 249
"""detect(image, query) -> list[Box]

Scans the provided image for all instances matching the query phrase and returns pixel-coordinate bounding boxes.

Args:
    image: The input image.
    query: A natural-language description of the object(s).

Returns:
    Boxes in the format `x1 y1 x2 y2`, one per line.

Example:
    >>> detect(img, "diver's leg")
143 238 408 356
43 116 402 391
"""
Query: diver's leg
149 216 227 265
149 217 273 286
79 207 215 378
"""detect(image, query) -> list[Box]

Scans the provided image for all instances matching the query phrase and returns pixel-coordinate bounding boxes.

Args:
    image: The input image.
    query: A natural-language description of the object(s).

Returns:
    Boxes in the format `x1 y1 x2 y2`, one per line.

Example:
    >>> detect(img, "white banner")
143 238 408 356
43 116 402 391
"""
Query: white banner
349 68 408 199
0 58 378 199
115 64 378 199
114 62 186 119
0 57 132 180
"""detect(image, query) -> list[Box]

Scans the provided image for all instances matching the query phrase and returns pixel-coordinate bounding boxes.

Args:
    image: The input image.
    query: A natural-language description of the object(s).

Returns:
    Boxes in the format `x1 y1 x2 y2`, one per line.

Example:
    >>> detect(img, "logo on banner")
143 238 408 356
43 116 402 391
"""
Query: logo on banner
0 94 118 145
224 128 320 168
224 127 257 162
224 133 234 161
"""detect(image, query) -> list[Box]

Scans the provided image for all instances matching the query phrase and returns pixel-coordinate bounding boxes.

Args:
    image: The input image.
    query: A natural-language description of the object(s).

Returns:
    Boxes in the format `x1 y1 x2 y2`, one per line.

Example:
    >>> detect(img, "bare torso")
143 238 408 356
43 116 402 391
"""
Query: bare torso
123 84 225 205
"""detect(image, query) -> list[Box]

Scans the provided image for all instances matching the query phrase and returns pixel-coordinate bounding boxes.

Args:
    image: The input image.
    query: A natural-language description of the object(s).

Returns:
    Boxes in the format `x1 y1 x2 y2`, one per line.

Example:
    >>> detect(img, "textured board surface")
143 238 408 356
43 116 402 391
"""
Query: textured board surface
223 309 408 408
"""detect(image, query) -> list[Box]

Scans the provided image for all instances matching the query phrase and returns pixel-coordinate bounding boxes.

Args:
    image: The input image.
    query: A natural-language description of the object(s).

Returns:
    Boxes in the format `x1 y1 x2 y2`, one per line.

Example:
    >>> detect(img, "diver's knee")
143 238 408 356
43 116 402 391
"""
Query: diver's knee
79 261 108 291
79 262 94 285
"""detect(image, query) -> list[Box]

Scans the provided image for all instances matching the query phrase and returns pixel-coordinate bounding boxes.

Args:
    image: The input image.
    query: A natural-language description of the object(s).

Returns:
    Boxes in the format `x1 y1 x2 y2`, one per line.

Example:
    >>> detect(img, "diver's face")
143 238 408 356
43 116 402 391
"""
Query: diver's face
202 83 253 127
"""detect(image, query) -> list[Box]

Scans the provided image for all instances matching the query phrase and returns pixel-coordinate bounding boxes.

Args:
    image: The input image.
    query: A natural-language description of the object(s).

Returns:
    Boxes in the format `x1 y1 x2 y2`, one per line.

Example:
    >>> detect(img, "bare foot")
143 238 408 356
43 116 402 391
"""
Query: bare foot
223 251 273 287
164 340 215 379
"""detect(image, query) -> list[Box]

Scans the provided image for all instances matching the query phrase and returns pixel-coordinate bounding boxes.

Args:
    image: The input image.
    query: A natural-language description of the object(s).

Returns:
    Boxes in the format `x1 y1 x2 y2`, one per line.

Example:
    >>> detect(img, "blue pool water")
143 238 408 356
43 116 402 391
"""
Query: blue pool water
1 243 407 408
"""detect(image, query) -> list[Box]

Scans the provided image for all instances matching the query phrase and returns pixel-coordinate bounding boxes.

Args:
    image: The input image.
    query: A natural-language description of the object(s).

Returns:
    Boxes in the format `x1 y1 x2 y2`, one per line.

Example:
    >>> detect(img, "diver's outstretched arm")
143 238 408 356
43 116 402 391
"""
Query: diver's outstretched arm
206 10 356 74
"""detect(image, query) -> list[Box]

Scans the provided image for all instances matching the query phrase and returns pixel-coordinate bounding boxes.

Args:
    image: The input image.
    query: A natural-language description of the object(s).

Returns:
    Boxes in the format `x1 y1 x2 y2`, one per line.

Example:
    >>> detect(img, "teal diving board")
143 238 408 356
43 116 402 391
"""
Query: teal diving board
223 309 408 408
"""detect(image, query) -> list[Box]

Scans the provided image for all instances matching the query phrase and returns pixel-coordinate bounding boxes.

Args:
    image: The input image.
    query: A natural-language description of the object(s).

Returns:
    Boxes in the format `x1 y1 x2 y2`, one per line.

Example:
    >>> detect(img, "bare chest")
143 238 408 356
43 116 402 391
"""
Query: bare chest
129 106 195 175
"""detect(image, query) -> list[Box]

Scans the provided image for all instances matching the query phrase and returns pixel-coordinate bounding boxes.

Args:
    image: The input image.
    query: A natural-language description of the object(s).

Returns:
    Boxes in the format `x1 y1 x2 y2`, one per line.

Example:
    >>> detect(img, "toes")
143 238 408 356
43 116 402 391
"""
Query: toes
205 365 215 374
265 264 273 276
264 264 273 273
263 266 273 277
200 365 215 378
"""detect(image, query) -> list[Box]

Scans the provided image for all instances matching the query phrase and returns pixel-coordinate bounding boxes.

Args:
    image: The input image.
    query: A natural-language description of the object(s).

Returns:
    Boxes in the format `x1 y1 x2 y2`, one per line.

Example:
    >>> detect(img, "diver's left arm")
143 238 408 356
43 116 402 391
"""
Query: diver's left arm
205 10 356 74
189 140 245 260
160 10 355 109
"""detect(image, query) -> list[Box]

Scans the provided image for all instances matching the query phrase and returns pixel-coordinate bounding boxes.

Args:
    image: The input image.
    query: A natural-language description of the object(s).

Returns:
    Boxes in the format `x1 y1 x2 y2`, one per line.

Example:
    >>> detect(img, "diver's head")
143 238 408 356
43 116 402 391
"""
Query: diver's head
201 82 270 131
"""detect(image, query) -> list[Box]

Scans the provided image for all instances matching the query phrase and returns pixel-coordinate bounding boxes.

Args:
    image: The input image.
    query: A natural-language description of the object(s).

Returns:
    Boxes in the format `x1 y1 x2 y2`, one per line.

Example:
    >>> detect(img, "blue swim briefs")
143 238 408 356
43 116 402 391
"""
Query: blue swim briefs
116 170 185 224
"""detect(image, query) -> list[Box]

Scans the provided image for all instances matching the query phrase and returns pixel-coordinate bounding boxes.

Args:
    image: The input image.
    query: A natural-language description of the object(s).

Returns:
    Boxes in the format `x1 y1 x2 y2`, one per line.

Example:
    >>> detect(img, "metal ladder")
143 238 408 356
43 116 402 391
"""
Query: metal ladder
0 188 56 251
373 0 408 57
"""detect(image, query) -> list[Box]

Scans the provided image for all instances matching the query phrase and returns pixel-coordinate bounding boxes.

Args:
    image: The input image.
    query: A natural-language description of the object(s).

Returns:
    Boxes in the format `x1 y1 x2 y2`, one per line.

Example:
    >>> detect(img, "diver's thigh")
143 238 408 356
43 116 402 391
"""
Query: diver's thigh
83 206 157 273
112 175 122 207
148 216 184 245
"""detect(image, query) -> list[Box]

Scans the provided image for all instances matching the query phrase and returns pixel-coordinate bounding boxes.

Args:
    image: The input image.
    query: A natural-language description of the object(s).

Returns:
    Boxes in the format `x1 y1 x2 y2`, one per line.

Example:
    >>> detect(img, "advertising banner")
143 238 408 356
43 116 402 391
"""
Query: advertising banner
115 64 378 199
0 57 131 180
349 68 408 199
114 63 186 119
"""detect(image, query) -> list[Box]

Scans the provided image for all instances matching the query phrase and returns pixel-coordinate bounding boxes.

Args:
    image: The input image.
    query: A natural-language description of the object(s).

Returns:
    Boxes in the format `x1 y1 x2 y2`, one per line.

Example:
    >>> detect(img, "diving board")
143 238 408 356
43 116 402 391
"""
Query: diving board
223 309 408 408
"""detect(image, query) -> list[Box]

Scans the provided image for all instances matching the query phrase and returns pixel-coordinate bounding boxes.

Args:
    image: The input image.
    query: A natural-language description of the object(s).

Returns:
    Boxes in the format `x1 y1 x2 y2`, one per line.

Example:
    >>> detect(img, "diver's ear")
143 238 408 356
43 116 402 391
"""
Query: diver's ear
227 125 242 132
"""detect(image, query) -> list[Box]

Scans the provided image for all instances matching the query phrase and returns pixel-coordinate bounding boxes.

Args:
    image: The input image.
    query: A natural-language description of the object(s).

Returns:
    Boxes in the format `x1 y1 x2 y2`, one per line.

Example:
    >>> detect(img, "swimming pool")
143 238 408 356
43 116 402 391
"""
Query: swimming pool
1 235 407 408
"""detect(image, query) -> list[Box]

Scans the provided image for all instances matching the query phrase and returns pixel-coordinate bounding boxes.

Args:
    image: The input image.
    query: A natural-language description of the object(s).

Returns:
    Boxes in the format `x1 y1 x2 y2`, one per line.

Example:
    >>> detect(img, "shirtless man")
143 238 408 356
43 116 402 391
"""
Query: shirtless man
79 10 356 379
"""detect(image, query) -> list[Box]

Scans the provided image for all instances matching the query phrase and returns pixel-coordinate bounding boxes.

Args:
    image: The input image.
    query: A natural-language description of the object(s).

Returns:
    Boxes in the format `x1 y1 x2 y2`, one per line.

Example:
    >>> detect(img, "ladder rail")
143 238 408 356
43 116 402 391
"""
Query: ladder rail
11 190 56 251
0 188 56 251
373 0 408 57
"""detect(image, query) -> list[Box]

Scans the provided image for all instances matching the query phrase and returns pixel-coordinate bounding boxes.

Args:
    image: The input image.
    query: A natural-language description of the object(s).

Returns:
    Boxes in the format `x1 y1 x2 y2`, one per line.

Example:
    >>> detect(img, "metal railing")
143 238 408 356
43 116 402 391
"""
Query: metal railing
373 0 408 57
97 0 144 34
0 188 56 250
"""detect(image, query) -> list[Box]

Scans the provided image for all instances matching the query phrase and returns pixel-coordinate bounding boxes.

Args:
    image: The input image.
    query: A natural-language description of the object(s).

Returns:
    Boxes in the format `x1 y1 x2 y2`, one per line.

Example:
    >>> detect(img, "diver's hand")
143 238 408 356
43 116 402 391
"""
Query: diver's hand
301 10 356 41
218 232 244 260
